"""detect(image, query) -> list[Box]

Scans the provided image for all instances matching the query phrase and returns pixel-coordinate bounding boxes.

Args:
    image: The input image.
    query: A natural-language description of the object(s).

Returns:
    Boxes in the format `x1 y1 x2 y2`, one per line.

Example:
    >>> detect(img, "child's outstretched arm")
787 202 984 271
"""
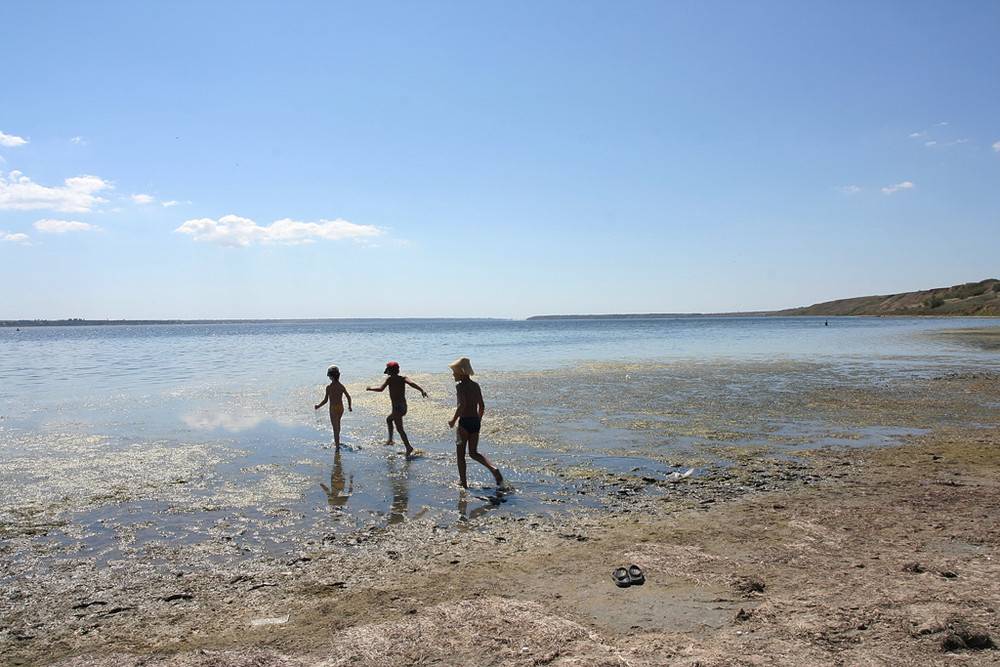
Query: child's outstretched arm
344 385 353 411
367 379 388 392
405 378 428 397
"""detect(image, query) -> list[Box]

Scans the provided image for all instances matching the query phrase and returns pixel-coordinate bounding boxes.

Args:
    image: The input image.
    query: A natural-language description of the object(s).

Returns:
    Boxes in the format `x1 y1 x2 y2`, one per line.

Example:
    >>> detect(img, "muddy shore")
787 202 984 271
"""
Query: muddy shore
3 374 999 666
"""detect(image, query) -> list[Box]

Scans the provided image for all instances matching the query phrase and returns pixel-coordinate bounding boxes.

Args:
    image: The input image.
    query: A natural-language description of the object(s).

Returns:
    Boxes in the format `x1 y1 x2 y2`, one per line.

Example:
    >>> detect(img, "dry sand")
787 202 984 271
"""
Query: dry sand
4 375 999 666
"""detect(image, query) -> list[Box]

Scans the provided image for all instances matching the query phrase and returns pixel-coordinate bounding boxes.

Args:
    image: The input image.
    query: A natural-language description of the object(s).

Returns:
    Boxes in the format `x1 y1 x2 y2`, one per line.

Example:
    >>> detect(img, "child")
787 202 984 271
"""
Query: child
447 357 503 488
315 365 352 447
367 361 427 456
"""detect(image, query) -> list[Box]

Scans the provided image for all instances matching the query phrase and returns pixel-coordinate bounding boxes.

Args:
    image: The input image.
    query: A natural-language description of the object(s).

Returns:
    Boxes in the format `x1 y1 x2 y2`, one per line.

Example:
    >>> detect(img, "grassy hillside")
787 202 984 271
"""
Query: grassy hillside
778 278 1000 317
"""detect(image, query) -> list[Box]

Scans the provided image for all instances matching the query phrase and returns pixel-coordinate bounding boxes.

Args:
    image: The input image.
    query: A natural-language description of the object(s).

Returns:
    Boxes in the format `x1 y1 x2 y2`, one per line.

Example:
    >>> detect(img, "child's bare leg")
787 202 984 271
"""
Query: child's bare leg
468 433 502 485
455 436 469 488
394 415 414 455
333 414 342 446
385 414 395 444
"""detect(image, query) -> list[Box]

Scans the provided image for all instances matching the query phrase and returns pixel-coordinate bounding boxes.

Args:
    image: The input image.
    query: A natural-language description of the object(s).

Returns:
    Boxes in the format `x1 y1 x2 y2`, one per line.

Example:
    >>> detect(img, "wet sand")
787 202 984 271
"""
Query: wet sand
3 372 999 666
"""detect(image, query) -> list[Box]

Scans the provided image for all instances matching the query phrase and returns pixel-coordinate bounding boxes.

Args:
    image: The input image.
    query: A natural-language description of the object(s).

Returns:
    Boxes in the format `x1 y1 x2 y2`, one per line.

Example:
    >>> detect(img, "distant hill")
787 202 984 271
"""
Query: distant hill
528 279 1000 320
777 278 1000 317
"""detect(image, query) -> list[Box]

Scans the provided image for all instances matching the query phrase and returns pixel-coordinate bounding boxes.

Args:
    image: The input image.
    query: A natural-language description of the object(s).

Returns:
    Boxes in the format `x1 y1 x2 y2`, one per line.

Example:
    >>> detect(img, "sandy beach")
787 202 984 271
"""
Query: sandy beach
4 370 998 666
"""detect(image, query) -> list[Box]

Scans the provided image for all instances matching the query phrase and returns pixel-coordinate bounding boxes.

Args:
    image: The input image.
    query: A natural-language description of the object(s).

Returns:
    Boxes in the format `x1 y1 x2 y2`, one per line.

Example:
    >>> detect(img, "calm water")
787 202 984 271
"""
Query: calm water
2 317 999 569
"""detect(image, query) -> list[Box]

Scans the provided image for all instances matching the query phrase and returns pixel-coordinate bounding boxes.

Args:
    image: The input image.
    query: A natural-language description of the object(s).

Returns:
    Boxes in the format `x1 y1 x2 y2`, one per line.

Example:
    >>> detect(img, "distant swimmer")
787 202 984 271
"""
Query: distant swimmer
367 361 427 457
315 365 352 447
447 356 503 489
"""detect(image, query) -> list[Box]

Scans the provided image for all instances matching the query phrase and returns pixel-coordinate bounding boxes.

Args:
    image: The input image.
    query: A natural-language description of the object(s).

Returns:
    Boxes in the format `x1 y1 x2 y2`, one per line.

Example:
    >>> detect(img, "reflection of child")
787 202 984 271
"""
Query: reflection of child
447 357 503 488
315 365 352 447
367 361 427 457
320 447 352 507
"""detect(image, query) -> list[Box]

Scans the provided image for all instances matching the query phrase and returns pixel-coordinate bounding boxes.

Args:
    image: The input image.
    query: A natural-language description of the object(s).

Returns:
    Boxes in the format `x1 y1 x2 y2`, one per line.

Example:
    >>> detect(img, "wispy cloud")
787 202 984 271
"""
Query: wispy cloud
909 122 948 139
837 185 862 195
924 138 968 148
882 181 915 195
2 232 30 242
34 219 102 233
174 214 384 248
0 171 111 212
132 194 154 204
993 141 1000 152
0 131 28 147
910 122 972 149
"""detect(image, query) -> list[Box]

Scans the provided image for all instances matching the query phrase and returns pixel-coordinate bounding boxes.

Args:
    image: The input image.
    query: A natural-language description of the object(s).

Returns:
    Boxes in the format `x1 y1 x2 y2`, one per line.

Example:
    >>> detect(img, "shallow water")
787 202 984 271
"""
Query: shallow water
2 317 999 574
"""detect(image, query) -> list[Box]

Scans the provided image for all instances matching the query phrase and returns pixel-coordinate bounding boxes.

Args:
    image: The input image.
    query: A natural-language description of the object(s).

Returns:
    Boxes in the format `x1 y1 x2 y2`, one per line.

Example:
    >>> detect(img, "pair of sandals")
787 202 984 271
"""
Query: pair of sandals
612 564 645 587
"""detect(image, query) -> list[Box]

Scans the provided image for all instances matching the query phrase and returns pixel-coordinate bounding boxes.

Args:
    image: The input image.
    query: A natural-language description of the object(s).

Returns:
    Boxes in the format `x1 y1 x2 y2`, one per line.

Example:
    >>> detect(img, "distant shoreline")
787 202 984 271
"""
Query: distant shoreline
0 317 512 328
2 318 339 328
527 312 776 320
5 312 1000 328
4 277 999 327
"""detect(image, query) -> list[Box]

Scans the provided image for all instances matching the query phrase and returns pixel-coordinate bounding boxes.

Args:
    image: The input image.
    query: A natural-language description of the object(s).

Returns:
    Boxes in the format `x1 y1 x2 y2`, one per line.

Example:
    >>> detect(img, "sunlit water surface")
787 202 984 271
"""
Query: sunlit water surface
2 317 998 571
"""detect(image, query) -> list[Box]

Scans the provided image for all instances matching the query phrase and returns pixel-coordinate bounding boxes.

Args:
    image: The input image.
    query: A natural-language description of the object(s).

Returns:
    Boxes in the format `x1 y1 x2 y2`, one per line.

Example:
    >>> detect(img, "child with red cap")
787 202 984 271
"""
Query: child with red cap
367 361 427 457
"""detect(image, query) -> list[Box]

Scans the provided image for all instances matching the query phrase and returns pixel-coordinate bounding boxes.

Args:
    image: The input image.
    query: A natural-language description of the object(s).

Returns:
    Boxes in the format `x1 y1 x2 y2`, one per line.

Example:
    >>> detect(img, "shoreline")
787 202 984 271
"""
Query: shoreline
6 416 999 665
6 313 1000 328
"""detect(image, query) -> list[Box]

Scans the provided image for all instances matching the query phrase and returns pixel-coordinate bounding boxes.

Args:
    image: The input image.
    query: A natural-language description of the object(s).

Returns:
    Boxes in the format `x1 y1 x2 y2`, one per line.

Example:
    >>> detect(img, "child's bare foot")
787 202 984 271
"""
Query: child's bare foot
405 445 415 457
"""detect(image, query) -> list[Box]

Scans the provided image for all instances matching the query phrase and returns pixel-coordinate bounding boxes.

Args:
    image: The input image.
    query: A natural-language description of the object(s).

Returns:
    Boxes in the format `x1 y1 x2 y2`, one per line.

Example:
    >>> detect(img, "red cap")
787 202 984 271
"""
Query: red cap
384 361 400 373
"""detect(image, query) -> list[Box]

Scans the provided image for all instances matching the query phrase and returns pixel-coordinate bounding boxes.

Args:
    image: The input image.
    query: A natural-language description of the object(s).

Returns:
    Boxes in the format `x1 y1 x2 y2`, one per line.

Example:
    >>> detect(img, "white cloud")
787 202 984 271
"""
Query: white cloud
0 131 28 147
882 181 915 195
132 193 154 204
162 200 182 207
925 138 968 149
0 171 111 212
70 136 87 145
2 232 30 242
174 214 383 247
34 219 101 233
837 185 861 195
993 141 1000 152
911 122 971 149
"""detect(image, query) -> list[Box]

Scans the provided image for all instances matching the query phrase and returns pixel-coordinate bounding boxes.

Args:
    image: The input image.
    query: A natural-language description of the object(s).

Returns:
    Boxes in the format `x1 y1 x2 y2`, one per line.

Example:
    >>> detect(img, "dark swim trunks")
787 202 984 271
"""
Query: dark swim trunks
392 401 408 417
458 416 481 434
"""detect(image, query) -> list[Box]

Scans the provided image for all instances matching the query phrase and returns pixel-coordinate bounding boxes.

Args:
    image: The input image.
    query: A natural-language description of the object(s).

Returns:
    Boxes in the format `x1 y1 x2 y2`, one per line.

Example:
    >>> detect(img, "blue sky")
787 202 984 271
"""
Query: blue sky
2 1 998 320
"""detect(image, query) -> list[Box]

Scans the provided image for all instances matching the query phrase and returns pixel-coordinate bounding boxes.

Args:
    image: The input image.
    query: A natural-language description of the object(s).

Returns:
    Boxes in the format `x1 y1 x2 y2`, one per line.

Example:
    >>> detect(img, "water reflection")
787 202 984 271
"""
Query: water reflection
181 412 264 432
387 457 426 524
320 447 353 508
457 488 507 527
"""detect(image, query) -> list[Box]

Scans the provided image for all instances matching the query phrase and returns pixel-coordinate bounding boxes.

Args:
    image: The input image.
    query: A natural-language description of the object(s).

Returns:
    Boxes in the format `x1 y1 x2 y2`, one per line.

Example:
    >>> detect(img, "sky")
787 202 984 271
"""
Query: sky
1 1 998 320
